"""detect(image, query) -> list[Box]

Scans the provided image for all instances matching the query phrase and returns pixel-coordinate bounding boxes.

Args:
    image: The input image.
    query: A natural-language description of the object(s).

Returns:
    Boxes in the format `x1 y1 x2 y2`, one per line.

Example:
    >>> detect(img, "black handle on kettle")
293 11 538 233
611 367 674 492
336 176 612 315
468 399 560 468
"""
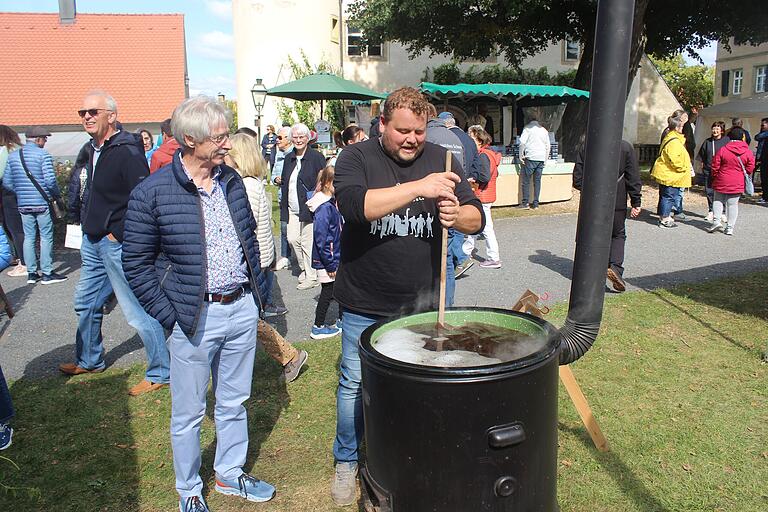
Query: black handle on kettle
488 423 526 449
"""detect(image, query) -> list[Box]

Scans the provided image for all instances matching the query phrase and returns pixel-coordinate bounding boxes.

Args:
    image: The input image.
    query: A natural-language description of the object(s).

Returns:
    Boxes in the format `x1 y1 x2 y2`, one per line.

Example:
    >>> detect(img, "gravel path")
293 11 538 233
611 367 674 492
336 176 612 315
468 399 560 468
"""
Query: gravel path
2 200 766 381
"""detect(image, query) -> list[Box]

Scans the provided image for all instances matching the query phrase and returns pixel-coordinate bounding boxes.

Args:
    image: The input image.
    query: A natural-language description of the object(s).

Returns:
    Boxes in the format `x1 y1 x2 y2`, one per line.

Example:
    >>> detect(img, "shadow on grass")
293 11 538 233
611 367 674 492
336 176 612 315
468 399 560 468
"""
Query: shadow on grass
627 260 768 355
559 422 671 512
22 334 143 381
2 372 138 512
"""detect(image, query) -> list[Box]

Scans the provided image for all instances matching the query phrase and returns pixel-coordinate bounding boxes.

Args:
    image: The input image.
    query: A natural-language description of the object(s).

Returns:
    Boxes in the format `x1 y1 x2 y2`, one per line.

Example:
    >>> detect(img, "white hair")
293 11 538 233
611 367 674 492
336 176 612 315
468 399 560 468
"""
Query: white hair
291 123 310 137
278 126 291 137
171 96 233 150
85 89 118 115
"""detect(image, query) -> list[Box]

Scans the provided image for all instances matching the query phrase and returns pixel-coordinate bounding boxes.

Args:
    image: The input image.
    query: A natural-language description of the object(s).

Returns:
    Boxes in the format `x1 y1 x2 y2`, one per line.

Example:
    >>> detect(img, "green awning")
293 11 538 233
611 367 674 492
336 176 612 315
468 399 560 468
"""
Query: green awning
419 82 589 105
267 73 387 101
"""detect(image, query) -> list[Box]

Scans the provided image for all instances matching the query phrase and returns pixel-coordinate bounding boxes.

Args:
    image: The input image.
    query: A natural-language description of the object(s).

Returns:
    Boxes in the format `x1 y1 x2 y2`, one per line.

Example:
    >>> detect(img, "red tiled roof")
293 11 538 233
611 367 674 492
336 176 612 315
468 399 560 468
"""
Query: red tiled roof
0 13 187 127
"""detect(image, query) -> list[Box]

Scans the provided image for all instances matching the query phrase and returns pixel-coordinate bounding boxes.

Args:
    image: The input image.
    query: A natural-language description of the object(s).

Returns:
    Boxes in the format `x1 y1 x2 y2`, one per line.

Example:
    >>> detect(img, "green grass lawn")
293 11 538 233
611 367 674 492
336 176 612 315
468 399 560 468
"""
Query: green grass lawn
2 273 767 511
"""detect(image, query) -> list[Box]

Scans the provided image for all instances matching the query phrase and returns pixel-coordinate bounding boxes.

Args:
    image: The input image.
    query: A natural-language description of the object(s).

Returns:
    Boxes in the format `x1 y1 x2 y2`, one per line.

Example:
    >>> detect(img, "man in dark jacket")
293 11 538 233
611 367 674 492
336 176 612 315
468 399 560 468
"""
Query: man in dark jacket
755 117 768 204
426 106 468 305
122 96 275 512
280 123 326 290
59 91 171 399
573 140 641 292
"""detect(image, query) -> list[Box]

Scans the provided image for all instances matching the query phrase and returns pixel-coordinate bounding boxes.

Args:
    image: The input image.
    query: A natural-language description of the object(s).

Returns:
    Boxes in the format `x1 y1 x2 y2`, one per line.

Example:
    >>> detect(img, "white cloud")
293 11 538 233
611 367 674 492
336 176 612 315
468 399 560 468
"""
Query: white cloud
194 31 235 61
189 74 237 100
206 1 232 20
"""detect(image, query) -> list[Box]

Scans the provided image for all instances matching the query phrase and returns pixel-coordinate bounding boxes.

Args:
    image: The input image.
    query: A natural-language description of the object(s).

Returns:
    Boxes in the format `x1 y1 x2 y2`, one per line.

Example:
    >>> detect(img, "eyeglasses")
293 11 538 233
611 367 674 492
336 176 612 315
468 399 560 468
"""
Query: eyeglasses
276 136 285 140
293 134 308 140
207 133 230 145
77 108 111 118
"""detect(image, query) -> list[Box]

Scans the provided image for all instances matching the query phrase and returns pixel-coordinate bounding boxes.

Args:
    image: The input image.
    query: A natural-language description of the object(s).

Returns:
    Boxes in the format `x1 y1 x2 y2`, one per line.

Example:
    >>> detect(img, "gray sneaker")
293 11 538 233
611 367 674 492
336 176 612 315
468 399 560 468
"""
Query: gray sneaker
454 259 475 278
724 226 734 236
330 462 358 506
283 350 308 383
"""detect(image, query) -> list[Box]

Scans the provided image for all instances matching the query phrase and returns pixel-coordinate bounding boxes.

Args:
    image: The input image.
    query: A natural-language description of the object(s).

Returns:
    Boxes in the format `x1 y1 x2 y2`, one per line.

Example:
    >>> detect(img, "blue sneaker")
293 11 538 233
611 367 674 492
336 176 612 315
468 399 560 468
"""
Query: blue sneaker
179 496 209 512
215 473 275 503
310 324 341 340
0 423 12 450
335 319 343 331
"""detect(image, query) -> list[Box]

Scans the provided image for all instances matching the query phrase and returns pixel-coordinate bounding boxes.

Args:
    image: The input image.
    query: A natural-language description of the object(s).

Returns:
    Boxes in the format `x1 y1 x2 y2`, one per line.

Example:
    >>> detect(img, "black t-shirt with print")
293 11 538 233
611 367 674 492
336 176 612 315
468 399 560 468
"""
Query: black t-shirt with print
333 138 484 317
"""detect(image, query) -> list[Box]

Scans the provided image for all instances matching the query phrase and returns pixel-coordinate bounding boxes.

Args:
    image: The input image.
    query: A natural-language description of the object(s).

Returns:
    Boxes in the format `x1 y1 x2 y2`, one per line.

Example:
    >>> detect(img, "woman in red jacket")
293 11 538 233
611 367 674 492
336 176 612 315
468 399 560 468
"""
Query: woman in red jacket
708 127 755 235
464 125 502 268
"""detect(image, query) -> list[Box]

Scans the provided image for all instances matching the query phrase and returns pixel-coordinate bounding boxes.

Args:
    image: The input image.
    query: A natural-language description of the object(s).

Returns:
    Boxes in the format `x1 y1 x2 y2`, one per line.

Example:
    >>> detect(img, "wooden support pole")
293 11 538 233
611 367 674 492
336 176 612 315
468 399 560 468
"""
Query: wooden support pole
559 365 609 452
511 290 609 452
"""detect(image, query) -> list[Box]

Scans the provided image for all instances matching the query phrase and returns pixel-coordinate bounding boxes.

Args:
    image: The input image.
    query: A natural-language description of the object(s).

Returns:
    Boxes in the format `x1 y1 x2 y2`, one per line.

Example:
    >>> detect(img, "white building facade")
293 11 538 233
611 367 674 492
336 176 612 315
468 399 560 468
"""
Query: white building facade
233 0 681 146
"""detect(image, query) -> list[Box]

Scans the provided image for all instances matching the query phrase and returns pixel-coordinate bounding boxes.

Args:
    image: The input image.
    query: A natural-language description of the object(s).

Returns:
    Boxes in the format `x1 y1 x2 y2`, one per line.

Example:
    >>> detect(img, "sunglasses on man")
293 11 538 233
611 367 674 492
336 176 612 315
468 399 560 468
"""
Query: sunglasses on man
77 108 111 118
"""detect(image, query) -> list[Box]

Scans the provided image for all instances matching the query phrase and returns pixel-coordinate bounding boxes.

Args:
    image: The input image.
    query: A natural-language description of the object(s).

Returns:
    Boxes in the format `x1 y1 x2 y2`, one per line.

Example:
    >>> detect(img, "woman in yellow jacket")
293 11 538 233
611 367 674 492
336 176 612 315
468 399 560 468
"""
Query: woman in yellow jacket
651 115 692 227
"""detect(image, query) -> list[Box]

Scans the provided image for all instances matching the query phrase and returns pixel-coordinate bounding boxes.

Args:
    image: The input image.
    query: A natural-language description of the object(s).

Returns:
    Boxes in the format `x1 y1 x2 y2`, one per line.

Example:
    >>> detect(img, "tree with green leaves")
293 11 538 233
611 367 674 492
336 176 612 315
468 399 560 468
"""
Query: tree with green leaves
349 0 767 157
224 99 239 134
650 55 714 113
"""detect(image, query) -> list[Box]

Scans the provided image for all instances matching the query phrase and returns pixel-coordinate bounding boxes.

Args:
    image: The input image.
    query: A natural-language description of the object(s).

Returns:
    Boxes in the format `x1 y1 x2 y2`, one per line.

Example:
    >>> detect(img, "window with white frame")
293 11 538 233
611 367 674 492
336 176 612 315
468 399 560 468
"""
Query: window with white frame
733 69 743 95
347 25 383 58
563 39 580 61
756 65 767 93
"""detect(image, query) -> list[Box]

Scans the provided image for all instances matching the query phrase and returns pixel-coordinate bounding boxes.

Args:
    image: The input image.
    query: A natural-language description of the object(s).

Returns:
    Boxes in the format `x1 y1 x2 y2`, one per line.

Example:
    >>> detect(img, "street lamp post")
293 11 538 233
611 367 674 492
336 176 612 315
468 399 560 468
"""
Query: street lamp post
250 78 268 142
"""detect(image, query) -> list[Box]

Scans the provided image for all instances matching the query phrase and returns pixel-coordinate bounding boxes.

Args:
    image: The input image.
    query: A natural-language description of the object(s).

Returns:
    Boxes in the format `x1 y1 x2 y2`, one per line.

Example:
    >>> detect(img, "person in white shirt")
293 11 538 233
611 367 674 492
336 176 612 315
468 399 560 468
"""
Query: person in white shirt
518 118 550 209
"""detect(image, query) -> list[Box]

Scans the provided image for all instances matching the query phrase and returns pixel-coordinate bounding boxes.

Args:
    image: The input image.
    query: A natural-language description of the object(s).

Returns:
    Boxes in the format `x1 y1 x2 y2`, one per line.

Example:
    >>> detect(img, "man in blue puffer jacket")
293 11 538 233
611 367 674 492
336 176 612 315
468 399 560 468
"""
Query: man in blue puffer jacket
122 96 275 512
2 126 66 284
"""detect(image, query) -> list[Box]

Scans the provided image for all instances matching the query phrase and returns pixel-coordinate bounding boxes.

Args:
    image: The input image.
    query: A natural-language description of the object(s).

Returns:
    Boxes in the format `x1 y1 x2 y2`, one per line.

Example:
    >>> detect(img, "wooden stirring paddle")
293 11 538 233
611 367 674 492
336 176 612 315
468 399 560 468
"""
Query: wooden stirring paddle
437 150 452 331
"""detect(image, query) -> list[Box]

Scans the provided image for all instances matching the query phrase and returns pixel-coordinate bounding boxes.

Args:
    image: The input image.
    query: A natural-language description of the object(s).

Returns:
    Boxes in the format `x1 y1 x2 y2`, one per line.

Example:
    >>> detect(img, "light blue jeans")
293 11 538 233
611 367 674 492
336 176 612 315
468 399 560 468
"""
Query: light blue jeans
74 235 170 383
333 309 381 463
21 210 53 274
168 293 259 497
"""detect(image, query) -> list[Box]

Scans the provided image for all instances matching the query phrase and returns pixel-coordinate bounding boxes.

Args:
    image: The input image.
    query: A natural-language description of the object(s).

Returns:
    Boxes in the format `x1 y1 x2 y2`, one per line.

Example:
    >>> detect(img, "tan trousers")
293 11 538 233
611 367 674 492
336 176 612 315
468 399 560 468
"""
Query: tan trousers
287 212 317 282
258 320 298 366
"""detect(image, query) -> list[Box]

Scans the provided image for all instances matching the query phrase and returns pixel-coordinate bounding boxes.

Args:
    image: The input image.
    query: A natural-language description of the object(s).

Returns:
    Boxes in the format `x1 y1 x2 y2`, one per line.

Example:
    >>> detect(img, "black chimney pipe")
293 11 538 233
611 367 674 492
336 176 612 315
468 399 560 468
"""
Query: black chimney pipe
558 0 635 364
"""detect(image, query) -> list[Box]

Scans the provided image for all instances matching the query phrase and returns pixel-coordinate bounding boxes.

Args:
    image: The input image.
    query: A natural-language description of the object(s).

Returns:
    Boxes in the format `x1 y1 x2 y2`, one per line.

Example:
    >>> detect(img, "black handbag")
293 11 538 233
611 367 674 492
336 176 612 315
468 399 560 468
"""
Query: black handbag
18 149 66 221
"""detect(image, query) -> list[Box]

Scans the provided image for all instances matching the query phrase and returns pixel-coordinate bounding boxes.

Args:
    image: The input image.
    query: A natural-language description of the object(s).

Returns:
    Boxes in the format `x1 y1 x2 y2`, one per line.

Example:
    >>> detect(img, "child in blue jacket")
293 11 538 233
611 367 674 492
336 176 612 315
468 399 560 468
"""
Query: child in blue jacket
306 165 343 339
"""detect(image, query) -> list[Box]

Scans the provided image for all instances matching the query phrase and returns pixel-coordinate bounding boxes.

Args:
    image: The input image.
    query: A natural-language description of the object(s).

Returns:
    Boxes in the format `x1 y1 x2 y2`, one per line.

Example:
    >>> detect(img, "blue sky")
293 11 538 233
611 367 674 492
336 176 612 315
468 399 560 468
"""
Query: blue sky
0 0 238 98
1 1 716 102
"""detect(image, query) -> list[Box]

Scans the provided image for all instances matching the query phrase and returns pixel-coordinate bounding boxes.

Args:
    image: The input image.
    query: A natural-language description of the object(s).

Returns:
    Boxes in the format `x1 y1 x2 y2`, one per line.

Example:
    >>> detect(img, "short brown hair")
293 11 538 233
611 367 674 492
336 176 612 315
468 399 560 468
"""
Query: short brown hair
382 87 430 122
468 125 492 146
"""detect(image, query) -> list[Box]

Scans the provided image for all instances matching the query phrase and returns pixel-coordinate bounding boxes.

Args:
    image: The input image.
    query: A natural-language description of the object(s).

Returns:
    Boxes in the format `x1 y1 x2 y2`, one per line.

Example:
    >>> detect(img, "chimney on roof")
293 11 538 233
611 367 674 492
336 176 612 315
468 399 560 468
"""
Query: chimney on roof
58 0 76 25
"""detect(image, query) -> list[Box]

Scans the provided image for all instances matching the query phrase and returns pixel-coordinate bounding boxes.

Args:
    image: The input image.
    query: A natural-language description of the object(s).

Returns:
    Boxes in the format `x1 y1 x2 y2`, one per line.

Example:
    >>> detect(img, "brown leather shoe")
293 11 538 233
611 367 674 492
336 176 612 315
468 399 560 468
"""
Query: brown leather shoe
606 268 626 292
59 362 105 375
128 379 168 396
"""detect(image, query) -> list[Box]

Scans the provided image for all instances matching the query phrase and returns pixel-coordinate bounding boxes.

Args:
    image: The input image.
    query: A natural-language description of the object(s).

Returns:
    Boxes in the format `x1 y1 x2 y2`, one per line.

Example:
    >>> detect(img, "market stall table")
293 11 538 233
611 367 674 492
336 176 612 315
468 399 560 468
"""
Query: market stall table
493 157 574 207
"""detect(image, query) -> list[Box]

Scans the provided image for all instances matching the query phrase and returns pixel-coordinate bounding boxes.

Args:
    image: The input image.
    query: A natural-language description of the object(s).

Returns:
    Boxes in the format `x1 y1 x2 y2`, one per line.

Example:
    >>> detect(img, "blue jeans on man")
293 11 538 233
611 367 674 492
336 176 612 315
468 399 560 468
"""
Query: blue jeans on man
74 235 170 383
673 187 684 215
0 364 13 424
20 210 53 275
521 160 545 207
444 229 464 307
657 185 678 219
333 309 382 463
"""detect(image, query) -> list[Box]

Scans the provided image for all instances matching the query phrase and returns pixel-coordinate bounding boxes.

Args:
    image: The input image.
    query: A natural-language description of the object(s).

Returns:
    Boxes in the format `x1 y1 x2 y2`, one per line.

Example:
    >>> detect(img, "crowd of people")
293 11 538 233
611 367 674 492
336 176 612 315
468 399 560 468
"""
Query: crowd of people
0 87 765 511
651 111 763 236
